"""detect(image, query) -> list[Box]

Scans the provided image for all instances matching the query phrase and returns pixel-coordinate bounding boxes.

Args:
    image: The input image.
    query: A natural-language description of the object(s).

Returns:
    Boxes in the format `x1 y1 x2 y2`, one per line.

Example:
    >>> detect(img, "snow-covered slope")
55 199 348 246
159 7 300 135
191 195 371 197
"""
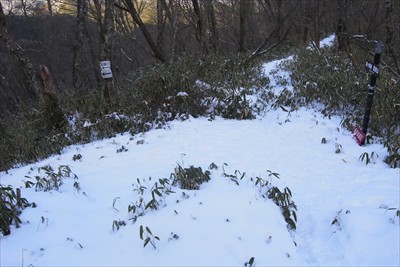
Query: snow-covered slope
1 41 399 266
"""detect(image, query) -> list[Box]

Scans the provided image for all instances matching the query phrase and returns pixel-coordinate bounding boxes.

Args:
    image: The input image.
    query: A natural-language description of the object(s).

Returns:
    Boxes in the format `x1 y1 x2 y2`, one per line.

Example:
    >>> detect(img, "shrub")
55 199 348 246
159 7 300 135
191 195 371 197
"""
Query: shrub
0 104 68 172
267 186 297 230
24 165 79 192
286 44 400 168
171 164 211 190
139 225 160 249
0 54 269 171
0 185 34 236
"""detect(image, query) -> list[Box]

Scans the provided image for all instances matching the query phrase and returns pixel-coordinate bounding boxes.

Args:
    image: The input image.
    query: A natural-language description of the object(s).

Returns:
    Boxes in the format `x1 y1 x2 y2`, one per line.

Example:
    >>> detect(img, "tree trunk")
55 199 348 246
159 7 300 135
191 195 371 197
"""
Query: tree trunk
47 0 53 16
20 0 28 17
160 0 177 59
275 0 283 39
72 0 88 92
101 0 117 105
337 0 348 51
191 0 206 56
121 0 166 63
204 0 218 54
238 0 247 53
384 0 399 73
313 0 320 49
301 0 310 45
156 0 166 55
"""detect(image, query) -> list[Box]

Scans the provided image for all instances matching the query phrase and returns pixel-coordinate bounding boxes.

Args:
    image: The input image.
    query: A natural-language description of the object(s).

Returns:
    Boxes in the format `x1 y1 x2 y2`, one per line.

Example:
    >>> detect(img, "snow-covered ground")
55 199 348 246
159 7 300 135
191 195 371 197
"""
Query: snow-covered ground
1 36 399 266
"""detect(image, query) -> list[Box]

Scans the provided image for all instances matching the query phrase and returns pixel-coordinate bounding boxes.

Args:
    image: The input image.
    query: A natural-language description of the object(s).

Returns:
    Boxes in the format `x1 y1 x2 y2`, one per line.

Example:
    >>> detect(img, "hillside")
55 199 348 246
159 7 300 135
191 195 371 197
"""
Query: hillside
1 38 399 266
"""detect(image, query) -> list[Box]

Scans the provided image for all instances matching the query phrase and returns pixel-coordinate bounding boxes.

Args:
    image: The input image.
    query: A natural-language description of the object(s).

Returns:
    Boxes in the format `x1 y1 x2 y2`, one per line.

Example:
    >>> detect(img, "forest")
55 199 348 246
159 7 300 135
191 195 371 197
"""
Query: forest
0 0 399 171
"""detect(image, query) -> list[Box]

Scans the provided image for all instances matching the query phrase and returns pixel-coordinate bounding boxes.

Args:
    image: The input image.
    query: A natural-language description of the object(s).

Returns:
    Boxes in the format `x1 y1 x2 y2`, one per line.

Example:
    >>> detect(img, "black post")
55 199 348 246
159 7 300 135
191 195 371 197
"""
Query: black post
361 41 383 145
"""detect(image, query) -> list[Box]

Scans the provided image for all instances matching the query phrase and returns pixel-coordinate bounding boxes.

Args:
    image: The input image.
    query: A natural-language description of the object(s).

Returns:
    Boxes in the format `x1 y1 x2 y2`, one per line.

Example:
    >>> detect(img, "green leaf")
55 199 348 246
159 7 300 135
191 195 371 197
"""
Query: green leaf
292 210 297 222
146 227 153 236
24 181 34 188
154 189 162 197
280 105 288 112
249 257 255 266
286 218 296 230
139 225 144 240
128 204 136 213
230 178 239 186
145 199 157 210
285 187 292 197
209 162 218 170
143 237 150 247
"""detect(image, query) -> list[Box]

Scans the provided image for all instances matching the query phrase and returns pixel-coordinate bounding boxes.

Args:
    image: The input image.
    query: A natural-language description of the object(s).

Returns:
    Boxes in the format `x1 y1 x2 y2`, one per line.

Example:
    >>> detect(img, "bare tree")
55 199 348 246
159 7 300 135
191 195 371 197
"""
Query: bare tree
46 0 53 15
244 0 295 64
384 0 399 73
117 0 166 62
238 0 247 53
101 0 117 104
156 0 166 55
313 0 321 48
20 0 29 16
337 0 348 51
204 0 218 54
191 0 206 55
72 0 88 91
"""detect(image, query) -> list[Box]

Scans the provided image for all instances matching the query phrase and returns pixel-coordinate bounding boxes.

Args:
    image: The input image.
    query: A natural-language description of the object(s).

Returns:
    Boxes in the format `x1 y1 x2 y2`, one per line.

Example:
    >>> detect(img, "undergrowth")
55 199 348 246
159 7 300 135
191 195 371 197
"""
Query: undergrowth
0 164 78 236
1 41 398 171
113 162 296 249
284 43 399 168
0 54 269 172
0 185 34 236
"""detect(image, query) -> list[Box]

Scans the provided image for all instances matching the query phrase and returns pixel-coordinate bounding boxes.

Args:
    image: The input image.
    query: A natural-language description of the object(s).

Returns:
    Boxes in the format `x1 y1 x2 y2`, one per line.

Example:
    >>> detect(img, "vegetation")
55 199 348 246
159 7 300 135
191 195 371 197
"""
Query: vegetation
1 1 398 170
139 225 160 249
0 185 34 236
171 163 211 190
0 1 398 257
0 54 269 171
125 163 296 249
23 165 80 192
0 164 79 236
284 42 400 168
1 40 398 172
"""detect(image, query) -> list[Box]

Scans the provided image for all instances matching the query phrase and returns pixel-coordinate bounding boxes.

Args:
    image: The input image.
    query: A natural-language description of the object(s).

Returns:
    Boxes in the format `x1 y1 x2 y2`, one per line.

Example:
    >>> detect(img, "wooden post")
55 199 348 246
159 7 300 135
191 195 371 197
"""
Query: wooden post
361 41 383 145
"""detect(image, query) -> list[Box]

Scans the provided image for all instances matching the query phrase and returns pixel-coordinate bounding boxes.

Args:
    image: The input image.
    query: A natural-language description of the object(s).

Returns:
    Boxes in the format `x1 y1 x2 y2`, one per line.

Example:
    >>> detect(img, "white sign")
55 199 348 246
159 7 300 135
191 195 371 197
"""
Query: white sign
100 61 111 69
365 61 379 76
100 60 112 79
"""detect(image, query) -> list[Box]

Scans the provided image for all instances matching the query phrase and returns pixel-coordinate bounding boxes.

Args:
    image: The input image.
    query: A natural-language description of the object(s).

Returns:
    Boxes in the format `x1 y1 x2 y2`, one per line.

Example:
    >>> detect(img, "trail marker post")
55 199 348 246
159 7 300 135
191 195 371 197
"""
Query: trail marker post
354 40 383 145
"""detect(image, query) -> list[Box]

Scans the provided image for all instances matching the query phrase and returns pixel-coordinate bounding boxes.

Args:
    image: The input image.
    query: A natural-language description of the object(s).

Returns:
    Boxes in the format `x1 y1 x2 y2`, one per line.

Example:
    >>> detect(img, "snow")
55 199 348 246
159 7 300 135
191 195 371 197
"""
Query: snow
307 34 336 50
262 55 294 96
1 43 399 266
176 91 188 97
320 34 336 48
